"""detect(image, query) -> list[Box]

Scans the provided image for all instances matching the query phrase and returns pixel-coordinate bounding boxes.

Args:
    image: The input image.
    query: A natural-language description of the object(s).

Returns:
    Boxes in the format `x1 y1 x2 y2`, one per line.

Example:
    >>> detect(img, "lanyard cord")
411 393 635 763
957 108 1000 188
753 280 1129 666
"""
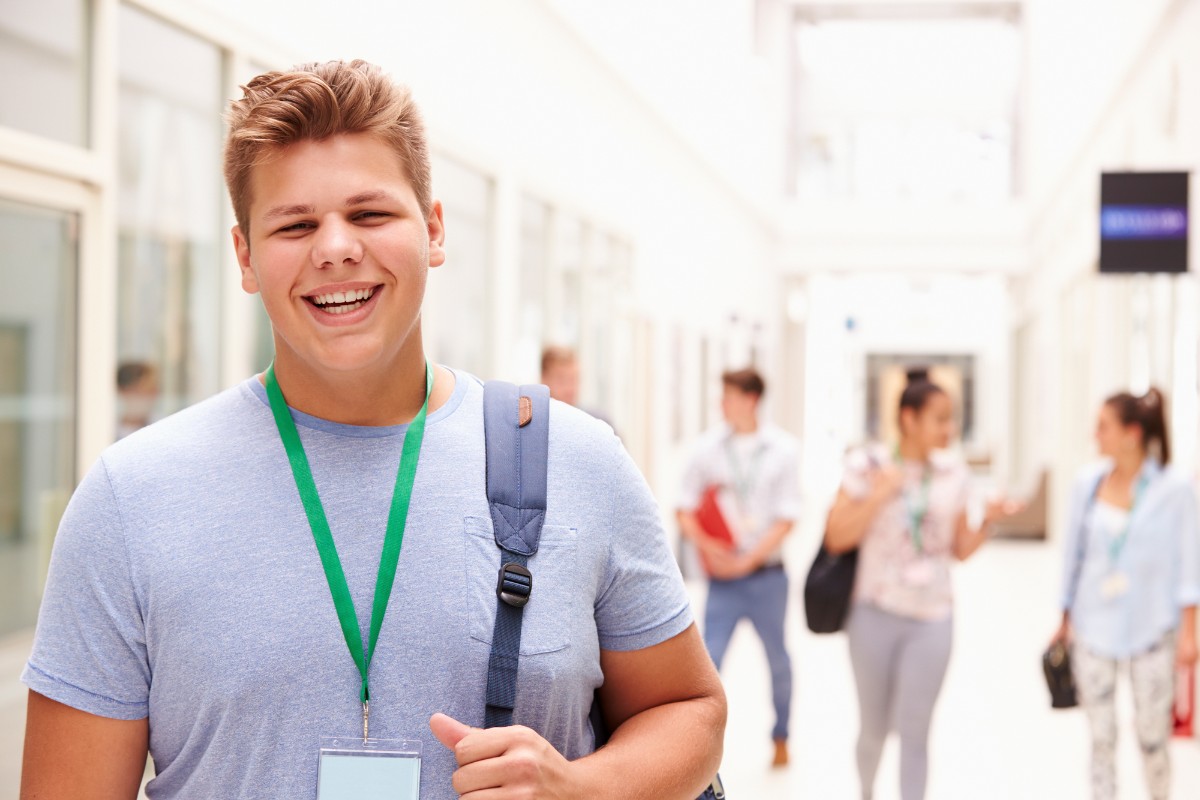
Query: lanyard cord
265 362 432 708
894 448 932 553
1104 472 1150 566
724 436 767 512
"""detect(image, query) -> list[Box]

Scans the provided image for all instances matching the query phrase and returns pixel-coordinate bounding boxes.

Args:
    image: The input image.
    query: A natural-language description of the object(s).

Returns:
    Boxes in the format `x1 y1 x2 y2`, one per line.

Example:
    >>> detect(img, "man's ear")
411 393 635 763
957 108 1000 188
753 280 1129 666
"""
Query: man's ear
232 226 259 294
426 200 446 269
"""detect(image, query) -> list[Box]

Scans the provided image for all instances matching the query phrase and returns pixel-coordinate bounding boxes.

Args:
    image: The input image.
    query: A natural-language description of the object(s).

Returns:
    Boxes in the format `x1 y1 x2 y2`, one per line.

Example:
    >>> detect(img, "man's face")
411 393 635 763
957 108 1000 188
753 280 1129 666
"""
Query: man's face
720 386 757 424
233 132 445 379
543 361 580 406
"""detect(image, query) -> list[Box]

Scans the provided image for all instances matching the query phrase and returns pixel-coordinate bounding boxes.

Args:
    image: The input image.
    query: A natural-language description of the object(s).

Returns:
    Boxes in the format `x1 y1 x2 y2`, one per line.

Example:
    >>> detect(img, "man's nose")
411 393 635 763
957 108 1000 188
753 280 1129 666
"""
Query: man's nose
311 218 364 268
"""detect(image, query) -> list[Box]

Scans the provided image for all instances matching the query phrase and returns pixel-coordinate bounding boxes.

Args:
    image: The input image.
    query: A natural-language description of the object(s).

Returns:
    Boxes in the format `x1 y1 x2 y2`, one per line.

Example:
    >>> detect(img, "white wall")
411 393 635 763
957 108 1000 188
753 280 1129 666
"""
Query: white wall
1018 0 1200 541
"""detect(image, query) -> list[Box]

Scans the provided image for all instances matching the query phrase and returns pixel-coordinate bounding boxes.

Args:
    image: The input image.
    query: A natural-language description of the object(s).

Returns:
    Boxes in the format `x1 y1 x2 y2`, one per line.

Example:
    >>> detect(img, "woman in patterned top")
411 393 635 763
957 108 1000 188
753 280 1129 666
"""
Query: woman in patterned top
825 367 1014 800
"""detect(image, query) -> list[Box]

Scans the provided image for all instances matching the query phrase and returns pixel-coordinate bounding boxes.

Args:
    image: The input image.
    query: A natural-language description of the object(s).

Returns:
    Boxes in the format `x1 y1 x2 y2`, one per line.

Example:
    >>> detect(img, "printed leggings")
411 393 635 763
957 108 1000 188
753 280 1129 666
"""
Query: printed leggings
847 604 952 800
1073 631 1176 800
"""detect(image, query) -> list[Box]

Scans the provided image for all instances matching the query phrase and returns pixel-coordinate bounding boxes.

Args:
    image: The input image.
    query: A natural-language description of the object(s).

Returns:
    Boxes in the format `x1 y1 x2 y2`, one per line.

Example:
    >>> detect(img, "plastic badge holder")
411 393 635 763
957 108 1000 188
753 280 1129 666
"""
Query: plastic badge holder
317 737 422 800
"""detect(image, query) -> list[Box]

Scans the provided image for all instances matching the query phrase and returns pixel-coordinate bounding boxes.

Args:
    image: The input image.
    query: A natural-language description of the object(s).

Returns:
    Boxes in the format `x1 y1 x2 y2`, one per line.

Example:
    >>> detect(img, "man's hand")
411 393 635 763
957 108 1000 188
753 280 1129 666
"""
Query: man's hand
430 713 576 799
704 549 756 581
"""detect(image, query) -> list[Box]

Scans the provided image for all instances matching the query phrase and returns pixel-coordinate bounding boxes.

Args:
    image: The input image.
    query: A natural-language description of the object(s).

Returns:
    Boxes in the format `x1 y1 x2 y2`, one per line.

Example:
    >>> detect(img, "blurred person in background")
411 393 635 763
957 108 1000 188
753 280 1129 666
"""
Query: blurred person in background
540 345 612 429
115 361 159 440
678 367 801 768
1053 388 1200 800
825 367 1015 800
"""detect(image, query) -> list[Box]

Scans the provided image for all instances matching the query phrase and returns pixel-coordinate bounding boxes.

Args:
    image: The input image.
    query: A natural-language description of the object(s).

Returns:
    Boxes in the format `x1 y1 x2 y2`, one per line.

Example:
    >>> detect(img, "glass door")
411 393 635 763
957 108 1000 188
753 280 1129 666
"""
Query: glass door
0 195 79 636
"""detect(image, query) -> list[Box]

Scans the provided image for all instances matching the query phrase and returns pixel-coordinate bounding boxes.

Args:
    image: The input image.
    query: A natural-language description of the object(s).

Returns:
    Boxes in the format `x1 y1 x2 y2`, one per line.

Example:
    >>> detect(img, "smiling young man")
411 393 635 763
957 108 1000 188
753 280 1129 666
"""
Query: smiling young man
21 60 725 799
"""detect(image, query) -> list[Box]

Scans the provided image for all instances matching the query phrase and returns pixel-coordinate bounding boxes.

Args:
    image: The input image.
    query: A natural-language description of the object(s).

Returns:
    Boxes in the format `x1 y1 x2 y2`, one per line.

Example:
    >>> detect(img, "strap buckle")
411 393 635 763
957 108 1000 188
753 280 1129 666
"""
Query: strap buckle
497 563 533 608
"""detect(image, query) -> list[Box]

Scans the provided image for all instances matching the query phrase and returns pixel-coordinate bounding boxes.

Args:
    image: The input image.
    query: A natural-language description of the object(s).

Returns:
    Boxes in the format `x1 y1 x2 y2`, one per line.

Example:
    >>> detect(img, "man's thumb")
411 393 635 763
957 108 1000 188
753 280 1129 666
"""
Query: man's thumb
429 712 475 751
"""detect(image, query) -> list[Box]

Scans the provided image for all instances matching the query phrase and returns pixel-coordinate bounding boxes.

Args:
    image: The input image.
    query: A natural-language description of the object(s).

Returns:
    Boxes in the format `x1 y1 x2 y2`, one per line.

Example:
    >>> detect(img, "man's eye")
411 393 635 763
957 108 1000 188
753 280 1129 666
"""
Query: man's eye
356 211 389 220
278 222 312 233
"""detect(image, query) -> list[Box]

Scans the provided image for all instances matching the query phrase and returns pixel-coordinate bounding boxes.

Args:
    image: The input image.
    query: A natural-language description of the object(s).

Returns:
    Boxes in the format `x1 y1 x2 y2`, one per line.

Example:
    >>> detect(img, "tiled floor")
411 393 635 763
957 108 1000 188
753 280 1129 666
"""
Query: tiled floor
705 537 1200 799
2 538 1197 798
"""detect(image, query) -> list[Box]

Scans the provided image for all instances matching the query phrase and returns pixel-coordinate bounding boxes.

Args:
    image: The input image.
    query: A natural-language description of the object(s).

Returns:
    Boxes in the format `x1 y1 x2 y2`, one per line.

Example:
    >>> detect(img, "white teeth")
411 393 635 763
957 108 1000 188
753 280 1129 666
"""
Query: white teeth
324 300 365 315
310 287 374 307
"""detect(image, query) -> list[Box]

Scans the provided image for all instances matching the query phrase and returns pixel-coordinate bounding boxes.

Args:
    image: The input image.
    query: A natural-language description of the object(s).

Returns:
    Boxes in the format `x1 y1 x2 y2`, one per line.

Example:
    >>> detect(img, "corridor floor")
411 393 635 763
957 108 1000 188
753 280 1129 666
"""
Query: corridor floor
706 538 1200 799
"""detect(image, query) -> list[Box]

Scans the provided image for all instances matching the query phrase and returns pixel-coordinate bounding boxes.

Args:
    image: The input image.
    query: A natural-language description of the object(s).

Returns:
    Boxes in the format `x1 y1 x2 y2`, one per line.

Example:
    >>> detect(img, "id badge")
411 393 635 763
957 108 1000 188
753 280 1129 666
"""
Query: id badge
317 737 422 800
1101 572 1130 600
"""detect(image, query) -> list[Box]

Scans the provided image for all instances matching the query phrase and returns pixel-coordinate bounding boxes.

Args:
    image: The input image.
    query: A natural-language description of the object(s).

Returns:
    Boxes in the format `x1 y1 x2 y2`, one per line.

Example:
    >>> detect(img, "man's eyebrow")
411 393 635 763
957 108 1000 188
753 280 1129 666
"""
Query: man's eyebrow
261 192 398 221
262 204 314 221
344 190 399 206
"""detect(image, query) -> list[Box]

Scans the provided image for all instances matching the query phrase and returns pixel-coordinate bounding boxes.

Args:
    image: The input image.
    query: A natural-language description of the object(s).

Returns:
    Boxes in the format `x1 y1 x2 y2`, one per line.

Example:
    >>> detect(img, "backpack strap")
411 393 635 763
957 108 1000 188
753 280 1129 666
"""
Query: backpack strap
482 380 550 729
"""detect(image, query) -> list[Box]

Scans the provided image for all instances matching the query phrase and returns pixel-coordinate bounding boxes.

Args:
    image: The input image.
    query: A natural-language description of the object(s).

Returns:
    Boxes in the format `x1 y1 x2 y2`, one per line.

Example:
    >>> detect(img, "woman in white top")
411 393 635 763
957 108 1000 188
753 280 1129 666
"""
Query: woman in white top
1053 388 1200 800
825 368 1012 800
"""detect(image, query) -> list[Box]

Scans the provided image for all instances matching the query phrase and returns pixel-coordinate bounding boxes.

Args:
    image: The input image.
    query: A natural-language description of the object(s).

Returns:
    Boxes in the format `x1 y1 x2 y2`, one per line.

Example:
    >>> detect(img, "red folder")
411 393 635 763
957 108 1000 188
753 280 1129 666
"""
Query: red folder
1175 666 1194 738
695 486 736 576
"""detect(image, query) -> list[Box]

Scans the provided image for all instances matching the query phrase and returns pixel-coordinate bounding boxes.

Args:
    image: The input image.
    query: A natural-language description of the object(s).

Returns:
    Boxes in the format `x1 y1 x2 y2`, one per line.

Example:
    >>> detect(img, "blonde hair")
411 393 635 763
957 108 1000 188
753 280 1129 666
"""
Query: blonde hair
223 59 432 235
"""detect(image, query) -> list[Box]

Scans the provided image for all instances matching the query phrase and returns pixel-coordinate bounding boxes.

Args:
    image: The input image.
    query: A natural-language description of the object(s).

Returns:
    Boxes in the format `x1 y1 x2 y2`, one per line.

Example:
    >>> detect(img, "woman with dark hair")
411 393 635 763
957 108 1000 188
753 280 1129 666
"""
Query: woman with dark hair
825 367 1014 800
1053 387 1200 800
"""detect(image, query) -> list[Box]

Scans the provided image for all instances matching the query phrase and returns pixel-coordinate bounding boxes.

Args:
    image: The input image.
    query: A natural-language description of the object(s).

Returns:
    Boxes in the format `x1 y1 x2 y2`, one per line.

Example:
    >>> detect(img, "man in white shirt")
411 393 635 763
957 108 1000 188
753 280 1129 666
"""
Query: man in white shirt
678 368 801 768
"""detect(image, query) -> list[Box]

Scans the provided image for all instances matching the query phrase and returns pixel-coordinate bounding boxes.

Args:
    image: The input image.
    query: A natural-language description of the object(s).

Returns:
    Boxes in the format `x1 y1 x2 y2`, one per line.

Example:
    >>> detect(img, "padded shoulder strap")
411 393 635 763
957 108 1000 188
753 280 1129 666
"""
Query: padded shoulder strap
484 381 550 556
482 380 550 728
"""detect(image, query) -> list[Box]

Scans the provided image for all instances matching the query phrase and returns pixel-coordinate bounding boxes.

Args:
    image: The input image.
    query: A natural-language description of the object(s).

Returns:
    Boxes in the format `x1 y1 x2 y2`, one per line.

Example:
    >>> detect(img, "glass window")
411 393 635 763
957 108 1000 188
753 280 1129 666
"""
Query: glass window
425 154 493 376
116 6 224 435
0 0 90 146
0 198 77 635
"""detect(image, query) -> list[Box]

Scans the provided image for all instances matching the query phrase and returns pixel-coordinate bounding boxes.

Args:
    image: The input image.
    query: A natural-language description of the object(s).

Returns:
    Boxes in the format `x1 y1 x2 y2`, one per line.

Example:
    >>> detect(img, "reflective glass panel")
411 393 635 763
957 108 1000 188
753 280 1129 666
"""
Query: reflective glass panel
116 6 224 435
0 197 77 635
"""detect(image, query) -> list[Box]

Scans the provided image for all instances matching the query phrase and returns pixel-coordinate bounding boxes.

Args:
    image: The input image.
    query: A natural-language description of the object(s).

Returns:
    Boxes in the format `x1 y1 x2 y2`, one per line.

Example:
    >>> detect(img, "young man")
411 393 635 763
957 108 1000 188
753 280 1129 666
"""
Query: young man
678 368 800 768
21 60 724 799
539 345 612 429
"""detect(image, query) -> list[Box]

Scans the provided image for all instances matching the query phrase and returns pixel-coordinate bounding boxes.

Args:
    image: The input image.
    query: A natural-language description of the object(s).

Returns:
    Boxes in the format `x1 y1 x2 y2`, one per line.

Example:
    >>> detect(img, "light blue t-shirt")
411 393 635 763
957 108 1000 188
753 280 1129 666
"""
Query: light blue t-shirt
1061 459 1200 659
23 369 693 799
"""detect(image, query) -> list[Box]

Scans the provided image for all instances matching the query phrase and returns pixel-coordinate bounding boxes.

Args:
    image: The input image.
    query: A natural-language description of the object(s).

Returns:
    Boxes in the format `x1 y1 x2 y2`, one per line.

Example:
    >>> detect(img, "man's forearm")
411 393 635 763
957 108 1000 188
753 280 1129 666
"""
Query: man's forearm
567 695 726 800
744 520 793 569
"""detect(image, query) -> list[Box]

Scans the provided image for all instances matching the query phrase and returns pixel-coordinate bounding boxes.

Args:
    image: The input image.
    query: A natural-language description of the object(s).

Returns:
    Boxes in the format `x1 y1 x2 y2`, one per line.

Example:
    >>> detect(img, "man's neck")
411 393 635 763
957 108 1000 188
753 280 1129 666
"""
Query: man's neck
266 342 444 426
729 417 759 436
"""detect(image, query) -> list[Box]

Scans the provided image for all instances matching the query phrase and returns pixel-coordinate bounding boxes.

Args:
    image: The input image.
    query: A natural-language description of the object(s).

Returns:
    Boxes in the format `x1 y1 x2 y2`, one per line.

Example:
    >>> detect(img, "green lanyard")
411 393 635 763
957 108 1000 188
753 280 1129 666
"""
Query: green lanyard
1106 473 1149 566
895 449 932 553
724 436 767 512
265 361 432 738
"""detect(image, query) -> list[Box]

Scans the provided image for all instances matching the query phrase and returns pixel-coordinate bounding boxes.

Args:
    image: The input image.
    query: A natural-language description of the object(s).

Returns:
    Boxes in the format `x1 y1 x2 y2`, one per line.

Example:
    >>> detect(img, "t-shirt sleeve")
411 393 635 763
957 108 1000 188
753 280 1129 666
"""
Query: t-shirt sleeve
597 444 693 652
677 443 708 512
771 441 802 522
21 456 150 720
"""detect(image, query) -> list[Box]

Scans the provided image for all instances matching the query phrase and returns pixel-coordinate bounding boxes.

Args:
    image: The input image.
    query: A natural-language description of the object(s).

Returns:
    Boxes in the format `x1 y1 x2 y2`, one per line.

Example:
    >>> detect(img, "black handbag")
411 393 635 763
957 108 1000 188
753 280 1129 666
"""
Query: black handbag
803 543 858 634
1043 641 1078 709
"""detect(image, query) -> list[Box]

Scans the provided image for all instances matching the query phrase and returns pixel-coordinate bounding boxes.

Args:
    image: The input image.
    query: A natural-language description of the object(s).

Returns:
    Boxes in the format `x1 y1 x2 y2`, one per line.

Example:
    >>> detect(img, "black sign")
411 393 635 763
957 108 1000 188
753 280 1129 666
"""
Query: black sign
1099 172 1189 274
